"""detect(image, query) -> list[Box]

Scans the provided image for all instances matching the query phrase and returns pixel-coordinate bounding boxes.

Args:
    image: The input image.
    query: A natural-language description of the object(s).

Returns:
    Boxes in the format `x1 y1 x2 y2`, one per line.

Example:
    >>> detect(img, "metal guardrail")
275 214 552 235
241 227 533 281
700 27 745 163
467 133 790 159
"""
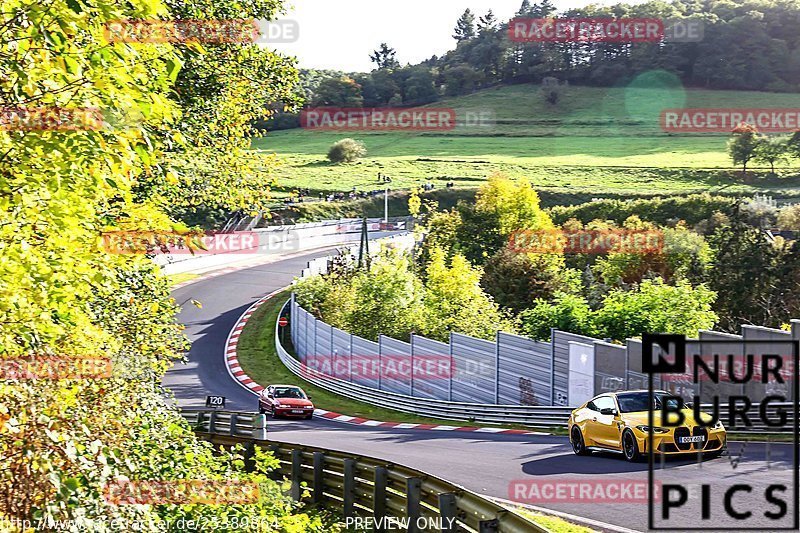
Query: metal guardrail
276 300 797 432
181 409 548 533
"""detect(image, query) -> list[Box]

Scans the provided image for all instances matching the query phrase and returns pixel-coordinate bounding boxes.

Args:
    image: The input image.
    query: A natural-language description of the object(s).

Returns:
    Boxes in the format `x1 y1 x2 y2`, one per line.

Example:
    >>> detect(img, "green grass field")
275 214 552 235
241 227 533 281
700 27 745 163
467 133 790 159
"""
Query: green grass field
253 84 800 201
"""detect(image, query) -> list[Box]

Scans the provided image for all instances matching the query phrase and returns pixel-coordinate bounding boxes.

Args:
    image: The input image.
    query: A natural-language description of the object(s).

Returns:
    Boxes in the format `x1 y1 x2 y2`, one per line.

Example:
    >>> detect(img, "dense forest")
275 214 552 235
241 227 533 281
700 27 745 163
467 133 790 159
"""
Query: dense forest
267 0 800 130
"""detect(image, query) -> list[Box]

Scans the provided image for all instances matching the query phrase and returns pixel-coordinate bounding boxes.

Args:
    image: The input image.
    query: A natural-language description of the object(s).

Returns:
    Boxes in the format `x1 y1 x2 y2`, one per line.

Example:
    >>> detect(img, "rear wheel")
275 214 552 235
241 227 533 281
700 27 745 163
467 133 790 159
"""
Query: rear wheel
571 427 589 456
622 430 641 462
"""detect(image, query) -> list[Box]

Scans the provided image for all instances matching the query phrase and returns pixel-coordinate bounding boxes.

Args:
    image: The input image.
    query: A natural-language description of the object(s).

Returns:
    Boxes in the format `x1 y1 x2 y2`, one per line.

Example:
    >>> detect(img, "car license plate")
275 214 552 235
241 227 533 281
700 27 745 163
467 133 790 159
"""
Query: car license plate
678 436 705 443
291 410 304 414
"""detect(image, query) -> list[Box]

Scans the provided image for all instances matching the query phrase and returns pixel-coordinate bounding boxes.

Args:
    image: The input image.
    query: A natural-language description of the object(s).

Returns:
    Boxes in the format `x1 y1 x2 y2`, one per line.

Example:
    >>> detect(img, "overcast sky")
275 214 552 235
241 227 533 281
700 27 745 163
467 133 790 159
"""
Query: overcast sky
270 0 632 72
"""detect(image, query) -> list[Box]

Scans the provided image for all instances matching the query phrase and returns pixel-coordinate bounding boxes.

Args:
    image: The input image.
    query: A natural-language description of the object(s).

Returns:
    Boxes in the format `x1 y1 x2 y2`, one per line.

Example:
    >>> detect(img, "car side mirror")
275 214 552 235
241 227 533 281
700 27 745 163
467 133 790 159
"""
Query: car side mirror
600 408 617 416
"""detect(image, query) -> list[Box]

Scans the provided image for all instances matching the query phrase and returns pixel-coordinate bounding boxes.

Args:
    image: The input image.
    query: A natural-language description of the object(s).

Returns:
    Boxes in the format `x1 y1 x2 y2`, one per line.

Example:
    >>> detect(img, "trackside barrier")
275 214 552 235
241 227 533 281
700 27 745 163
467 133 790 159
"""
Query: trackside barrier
277 300 797 431
180 409 548 533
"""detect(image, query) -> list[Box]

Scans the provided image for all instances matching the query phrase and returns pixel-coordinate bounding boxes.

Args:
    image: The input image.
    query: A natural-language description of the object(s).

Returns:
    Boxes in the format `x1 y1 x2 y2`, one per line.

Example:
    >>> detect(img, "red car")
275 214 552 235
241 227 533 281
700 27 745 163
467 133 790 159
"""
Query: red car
258 385 314 419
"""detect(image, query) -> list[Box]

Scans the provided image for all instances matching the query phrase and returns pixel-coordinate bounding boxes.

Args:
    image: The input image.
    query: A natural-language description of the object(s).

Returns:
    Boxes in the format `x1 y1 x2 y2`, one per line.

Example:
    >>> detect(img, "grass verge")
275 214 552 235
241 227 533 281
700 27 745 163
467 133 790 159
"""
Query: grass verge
166 272 199 286
517 509 598 532
236 289 559 431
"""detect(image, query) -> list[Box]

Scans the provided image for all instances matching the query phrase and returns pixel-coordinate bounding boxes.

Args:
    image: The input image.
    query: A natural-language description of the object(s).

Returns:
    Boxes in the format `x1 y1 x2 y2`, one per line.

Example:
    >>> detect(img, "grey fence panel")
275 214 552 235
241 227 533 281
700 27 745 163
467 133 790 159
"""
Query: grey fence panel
696 331 744 402
409 335 450 400
740 326 794 403
350 336 381 390
552 330 599 406
626 339 662 391
497 332 551 406
379 335 413 395
331 327 352 381
594 341 627 394
450 333 496 404
315 322 333 359
303 308 316 362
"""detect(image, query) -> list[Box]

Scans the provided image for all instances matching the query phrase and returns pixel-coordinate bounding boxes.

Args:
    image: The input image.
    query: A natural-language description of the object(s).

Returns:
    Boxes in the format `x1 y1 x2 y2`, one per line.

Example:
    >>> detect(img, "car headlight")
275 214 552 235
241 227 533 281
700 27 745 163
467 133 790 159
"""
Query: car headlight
636 425 669 434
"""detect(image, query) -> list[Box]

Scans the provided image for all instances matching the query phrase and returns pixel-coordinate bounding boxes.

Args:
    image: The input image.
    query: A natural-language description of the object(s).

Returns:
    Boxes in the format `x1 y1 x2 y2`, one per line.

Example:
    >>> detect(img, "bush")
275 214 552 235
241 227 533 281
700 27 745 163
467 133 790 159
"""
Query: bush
327 138 366 163
548 194 737 227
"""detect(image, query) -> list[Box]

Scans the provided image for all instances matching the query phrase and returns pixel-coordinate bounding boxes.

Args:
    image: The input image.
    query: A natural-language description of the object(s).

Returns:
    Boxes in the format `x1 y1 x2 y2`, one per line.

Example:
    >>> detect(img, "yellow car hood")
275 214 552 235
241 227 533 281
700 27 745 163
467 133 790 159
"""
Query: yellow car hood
621 409 715 427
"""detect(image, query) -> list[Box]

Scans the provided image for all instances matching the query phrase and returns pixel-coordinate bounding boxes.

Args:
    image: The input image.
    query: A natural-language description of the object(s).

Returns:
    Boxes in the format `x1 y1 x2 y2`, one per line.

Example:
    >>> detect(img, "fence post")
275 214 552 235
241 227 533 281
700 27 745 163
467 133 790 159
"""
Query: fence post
291 449 302 501
349 334 354 382
290 293 296 348
252 414 267 440
229 413 238 436
343 458 356 518
373 466 388 532
550 328 556 405
378 335 383 391
313 452 325 505
495 331 501 404
314 319 319 361
208 411 217 434
406 477 422 533
449 332 454 402
438 493 458 532
410 333 415 397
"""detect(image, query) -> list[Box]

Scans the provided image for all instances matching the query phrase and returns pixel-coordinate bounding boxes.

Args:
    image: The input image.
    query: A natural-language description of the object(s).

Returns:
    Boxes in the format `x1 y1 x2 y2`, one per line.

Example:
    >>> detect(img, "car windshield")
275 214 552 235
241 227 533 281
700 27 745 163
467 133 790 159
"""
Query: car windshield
273 387 306 399
616 392 682 413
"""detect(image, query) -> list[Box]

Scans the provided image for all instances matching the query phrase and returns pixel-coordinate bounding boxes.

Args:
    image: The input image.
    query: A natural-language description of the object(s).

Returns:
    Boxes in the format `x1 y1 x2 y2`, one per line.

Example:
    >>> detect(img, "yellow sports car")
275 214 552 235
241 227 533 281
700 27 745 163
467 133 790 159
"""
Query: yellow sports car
568 390 727 461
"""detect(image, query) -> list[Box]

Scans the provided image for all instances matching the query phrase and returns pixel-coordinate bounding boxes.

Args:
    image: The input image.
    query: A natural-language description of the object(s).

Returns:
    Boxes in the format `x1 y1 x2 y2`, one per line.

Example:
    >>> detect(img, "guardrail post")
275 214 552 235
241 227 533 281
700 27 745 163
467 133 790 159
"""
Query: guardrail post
243 441 256 472
291 449 302 501
209 411 217 434
479 518 499 533
373 466 388 532
229 413 238 436
343 458 356 518
406 477 422 533
437 493 457 532
195 411 205 432
313 452 325 505
252 414 267 440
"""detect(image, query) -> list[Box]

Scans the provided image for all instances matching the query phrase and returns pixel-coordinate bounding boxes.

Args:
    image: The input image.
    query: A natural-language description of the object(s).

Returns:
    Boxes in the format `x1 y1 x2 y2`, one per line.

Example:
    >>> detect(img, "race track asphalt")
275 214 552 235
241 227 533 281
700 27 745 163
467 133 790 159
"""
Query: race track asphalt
163 248 797 533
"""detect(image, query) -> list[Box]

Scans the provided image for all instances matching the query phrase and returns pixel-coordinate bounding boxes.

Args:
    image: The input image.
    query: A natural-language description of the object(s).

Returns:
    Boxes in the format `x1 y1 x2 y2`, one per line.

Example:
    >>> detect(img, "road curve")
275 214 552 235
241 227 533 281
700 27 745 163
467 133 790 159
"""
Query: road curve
164 249 795 533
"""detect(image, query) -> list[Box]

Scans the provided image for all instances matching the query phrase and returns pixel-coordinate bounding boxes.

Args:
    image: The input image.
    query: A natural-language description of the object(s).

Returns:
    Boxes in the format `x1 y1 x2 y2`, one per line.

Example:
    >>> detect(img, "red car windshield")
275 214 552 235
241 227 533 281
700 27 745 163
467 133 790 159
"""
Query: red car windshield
273 388 306 399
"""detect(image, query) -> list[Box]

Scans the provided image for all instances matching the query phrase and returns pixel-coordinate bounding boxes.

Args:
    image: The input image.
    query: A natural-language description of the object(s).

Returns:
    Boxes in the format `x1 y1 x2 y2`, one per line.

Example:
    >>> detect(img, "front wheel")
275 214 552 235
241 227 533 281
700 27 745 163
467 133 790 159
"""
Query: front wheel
622 430 642 462
571 427 589 456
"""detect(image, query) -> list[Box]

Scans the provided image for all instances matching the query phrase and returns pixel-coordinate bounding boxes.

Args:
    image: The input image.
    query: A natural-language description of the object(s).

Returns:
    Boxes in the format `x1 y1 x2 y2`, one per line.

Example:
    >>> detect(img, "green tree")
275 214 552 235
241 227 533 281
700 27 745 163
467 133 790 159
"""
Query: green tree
728 123 763 174
453 9 477 42
519 293 596 341
421 248 513 341
312 76 364 107
369 43 400 70
0 0 321 528
593 279 718 342
754 135 790 174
